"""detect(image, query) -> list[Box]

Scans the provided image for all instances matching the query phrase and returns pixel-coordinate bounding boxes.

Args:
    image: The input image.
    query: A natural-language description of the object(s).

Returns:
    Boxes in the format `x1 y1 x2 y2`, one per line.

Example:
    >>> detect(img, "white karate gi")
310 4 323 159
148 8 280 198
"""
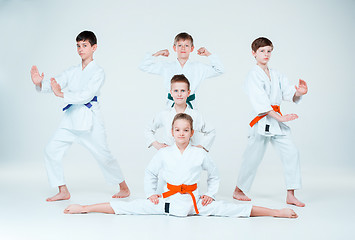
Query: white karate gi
110 144 252 217
38 61 124 187
237 65 302 192
144 106 216 151
139 53 224 107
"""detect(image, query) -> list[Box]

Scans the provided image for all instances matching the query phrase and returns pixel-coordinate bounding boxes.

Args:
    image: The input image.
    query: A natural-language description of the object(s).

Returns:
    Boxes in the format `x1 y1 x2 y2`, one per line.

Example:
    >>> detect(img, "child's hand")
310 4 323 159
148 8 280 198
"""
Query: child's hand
200 195 214 206
148 194 161 205
193 145 208 152
50 78 64 98
30 65 44 86
197 47 211 56
279 114 298 122
295 79 308 96
152 141 169 150
153 49 169 57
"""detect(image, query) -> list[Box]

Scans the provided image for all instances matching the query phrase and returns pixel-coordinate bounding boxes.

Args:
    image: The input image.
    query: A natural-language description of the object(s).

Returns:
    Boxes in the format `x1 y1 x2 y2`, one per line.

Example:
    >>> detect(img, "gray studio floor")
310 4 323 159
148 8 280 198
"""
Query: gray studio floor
1 160 353 240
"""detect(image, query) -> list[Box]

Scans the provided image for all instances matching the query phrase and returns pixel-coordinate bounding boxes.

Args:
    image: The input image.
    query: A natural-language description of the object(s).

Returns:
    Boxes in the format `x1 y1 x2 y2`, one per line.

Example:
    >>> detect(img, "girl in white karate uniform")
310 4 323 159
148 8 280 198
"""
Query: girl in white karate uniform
233 37 308 207
139 32 224 108
31 31 130 201
144 74 216 152
64 113 298 219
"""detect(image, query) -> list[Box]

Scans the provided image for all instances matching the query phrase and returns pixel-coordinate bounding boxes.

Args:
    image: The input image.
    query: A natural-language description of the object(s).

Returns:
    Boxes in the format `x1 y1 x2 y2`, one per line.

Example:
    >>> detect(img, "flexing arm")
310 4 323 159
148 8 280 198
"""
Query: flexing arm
139 52 167 75
197 47 211 57
152 49 169 57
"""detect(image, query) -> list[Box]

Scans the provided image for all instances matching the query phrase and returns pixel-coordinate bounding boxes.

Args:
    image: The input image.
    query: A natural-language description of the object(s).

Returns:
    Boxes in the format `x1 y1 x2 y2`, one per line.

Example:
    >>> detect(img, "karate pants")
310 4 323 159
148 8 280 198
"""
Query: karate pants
110 198 252 217
237 133 301 192
44 116 124 187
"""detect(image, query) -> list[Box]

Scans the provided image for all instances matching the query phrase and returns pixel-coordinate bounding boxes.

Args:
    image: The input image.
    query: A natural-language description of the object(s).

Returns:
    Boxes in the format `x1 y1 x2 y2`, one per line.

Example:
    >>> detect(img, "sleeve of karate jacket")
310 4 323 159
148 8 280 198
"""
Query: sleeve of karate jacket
63 68 105 104
279 73 302 104
195 111 216 151
144 152 162 198
245 71 273 115
139 53 167 75
144 111 164 148
202 154 219 199
201 54 225 79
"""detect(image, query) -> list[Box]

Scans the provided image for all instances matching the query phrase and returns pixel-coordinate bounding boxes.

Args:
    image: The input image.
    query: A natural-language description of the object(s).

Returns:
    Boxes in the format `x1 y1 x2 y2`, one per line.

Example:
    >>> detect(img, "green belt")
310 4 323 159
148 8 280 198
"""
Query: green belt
167 93 195 109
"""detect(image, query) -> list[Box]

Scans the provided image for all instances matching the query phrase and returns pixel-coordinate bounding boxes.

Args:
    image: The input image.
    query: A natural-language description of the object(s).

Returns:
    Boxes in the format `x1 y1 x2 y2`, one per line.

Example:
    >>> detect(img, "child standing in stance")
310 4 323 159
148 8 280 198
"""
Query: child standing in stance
233 37 308 207
31 31 130 201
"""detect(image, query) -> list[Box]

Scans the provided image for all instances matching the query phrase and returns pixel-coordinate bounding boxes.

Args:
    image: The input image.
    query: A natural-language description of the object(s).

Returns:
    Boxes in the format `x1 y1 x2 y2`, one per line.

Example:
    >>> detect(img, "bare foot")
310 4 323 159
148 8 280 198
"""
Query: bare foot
286 190 305 207
64 204 87 214
233 186 251 201
112 189 130 198
275 208 298 218
46 185 71 202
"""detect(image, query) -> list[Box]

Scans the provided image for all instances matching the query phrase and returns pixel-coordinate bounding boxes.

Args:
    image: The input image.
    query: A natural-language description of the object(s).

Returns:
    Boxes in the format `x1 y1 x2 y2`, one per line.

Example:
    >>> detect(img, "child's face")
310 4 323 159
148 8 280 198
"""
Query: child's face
252 46 273 65
77 40 96 60
173 40 194 60
172 119 194 145
170 82 190 106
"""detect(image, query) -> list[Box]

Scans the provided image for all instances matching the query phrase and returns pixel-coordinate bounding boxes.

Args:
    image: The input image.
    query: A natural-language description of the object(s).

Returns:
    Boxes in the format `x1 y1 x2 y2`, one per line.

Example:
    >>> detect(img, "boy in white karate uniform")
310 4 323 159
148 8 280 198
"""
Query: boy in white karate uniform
31 31 130 201
64 113 298 219
233 37 308 207
139 32 224 108
145 74 215 152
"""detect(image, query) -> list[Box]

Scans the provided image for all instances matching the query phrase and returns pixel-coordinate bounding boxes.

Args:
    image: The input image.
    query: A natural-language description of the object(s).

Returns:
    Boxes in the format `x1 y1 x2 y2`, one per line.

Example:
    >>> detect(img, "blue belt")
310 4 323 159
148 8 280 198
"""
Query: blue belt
167 93 195 109
62 96 97 111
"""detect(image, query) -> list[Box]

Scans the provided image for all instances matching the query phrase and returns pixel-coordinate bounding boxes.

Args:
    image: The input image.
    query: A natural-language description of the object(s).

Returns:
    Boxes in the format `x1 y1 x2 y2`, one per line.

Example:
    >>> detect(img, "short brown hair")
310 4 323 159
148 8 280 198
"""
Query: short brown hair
171 74 190 90
251 37 273 52
172 113 194 130
174 32 194 47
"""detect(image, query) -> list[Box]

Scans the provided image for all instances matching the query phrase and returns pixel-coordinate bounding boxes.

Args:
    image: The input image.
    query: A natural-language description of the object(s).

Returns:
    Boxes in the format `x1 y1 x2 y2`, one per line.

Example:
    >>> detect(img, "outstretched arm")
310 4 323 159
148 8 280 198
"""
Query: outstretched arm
30 65 44 87
293 79 308 102
267 110 298 122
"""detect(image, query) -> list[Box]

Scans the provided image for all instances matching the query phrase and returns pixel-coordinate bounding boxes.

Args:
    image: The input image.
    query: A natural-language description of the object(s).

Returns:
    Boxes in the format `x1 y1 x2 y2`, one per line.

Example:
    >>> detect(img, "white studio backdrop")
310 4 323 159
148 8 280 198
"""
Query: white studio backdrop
0 0 354 195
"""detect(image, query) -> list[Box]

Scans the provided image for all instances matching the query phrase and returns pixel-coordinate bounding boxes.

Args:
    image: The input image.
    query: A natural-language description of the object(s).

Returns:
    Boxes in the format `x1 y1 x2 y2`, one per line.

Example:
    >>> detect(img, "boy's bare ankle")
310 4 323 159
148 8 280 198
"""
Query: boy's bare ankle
233 187 251 201
112 188 130 198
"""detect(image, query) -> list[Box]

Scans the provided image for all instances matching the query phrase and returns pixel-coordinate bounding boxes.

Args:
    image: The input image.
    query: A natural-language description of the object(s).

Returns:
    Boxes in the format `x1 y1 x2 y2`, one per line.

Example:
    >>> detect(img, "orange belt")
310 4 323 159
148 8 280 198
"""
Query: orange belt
162 183 199 214
249 105 282 127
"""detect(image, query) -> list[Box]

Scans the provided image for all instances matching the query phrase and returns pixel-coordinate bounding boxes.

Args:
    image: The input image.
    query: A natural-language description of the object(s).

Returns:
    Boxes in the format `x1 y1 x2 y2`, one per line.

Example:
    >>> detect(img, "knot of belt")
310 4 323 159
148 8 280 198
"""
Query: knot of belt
249 105 282 127
162 183 199 214
62 96 97 111
167 93 195 109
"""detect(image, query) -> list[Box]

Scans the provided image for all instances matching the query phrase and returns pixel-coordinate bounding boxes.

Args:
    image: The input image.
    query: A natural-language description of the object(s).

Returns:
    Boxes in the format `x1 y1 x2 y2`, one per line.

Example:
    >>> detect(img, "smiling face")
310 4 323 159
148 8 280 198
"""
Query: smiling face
170 81 190 106
173 39 194 60
76 40 96 61
171 118 194 145
252 46 273 66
